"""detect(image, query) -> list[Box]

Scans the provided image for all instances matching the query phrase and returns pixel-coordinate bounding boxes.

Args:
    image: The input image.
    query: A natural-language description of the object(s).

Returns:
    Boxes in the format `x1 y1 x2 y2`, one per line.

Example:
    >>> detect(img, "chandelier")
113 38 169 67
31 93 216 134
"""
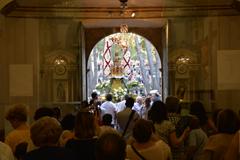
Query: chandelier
119 0 128 10
118 0 135 18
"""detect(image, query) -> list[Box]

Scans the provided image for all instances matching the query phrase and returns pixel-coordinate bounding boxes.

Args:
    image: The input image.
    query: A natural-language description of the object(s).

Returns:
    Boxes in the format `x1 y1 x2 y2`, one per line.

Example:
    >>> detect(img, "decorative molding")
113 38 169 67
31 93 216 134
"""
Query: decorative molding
0 0 13 10
4 5 240 19
0 0 17 15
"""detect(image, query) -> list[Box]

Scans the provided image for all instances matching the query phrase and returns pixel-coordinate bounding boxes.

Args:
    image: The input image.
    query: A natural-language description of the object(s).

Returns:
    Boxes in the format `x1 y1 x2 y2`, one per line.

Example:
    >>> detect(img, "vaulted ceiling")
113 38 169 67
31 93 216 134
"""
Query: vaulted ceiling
1 0 240 27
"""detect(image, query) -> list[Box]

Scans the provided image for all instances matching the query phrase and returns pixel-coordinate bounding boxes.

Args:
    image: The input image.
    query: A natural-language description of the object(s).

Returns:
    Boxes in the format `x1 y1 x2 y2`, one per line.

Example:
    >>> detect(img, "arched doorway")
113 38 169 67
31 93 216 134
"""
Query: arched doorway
87 32 162 101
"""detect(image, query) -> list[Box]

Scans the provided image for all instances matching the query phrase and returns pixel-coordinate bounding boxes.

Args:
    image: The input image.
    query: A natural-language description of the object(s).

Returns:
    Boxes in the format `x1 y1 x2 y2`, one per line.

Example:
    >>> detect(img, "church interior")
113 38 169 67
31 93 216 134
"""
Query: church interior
0 0 240 139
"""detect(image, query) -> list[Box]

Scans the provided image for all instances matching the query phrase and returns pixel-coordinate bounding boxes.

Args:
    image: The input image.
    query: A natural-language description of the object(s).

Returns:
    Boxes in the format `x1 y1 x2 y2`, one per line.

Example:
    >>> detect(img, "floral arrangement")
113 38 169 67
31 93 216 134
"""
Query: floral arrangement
111 87 128 102
95 80 111 93
126 80 144 89
95 79 144 102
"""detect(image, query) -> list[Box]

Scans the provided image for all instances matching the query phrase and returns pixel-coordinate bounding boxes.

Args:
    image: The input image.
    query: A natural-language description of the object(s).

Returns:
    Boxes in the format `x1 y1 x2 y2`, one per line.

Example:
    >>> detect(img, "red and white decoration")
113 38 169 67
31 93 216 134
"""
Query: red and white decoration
122 48 131 75
102 37 113 76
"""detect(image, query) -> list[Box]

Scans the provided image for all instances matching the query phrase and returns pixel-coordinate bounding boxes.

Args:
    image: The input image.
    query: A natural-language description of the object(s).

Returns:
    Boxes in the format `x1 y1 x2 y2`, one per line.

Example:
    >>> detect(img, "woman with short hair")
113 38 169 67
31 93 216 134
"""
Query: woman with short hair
24 116 76 160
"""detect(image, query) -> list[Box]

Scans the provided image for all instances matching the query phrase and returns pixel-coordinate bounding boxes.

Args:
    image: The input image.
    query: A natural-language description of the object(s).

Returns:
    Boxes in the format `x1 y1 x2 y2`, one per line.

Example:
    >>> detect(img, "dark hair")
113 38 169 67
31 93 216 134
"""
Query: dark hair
81 100 89 109
106 94 112 101
52 107 61 120
190 101 208 126
95 133 126 160
148 101 168 124
133 119 153 143
91 92 98 99
212 108 223 127
165 96 180 113
60 114 75 130
34 107 55 121
217 109 240 134
5 104 28 122
75 111 96 139
124 95 129 100
189 116 200 129
102 114 112 126
125 97 135 108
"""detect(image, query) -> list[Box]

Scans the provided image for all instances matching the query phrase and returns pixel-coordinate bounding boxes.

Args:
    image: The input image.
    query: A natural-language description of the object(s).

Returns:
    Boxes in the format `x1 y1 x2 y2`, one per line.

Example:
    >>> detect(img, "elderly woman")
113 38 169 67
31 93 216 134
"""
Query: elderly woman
24 116 76 160
5 104 32 154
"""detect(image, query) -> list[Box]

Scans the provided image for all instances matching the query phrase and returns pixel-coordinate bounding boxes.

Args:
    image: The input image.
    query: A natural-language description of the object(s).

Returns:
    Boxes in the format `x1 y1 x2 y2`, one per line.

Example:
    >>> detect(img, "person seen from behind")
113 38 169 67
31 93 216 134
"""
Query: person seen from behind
24 116 76 160
202 109 240 160
95 133 126 160
126 119 171 160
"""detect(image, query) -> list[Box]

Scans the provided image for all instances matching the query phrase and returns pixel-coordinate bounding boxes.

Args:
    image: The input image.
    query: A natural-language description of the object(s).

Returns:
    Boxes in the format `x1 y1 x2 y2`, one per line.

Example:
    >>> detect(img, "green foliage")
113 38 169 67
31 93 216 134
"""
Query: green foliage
126 80 144 89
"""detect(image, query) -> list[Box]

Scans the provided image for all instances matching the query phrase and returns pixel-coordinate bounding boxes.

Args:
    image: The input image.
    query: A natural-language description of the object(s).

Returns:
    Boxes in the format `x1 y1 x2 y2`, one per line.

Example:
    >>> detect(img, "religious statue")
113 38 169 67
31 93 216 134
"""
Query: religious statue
57 82 65 101
108 45 127 101
176 83 186 100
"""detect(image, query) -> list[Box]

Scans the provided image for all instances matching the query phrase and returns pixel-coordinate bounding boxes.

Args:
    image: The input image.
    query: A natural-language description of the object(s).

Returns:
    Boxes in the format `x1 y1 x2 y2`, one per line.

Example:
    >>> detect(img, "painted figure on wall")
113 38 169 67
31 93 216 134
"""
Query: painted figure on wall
176 83 186 100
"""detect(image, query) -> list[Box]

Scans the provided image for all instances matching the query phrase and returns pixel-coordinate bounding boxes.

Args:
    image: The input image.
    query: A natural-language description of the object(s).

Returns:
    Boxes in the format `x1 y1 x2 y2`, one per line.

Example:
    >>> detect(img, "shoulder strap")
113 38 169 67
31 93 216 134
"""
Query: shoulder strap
122 110 135 137
131 144 146 160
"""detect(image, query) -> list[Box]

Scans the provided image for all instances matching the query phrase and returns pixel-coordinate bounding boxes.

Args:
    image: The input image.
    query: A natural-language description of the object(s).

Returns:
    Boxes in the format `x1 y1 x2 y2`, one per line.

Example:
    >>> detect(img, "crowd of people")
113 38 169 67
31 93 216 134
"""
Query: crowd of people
0 92 239 160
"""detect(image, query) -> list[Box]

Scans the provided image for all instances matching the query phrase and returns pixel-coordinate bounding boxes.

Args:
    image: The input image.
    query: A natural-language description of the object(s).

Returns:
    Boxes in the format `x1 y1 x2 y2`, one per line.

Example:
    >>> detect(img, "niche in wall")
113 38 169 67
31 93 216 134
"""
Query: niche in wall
40 50 79 103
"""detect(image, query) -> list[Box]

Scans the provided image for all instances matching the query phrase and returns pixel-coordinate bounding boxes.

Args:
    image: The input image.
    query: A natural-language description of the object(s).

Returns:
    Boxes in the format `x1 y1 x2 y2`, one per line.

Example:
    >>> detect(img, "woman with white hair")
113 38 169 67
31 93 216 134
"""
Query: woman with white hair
132 96 144 118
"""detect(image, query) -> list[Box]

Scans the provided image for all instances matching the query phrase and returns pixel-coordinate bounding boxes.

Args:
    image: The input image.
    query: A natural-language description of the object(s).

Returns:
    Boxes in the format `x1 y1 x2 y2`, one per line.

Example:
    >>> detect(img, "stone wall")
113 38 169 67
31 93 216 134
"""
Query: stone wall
168 16 240 112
